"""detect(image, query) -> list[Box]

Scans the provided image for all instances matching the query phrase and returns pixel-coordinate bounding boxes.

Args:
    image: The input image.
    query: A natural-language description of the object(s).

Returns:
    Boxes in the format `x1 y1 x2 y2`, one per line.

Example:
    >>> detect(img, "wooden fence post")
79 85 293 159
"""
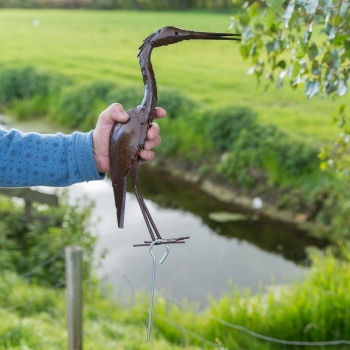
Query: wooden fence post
65 245 83 350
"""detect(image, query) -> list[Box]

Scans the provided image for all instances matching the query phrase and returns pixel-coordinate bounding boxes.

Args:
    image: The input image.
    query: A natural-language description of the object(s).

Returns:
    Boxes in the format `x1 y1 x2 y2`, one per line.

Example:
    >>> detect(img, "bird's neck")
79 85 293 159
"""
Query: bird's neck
138 45 157 123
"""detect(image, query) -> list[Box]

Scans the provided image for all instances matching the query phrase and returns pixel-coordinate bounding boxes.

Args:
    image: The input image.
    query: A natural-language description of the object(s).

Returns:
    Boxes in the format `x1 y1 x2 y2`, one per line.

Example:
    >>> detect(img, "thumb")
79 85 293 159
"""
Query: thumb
99 103 129 126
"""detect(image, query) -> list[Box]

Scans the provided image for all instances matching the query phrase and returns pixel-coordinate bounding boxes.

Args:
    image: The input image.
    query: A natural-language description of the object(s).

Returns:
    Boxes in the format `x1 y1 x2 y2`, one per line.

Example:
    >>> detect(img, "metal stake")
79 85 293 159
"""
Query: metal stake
147 239 170 342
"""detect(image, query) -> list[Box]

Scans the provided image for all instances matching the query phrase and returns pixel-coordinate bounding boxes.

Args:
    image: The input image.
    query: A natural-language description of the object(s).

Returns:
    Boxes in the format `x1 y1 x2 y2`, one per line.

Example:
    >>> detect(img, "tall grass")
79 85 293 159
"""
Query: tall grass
1 248 350 349
152 247 350 349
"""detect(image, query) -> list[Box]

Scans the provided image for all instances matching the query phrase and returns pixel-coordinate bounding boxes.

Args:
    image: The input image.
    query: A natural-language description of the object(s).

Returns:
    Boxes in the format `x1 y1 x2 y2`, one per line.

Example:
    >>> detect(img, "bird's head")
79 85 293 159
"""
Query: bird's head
138 26 241 56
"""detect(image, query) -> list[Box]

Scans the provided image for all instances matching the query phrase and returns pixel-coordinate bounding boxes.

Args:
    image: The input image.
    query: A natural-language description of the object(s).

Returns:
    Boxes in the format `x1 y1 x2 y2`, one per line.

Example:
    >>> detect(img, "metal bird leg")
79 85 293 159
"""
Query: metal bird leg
109 26 241 246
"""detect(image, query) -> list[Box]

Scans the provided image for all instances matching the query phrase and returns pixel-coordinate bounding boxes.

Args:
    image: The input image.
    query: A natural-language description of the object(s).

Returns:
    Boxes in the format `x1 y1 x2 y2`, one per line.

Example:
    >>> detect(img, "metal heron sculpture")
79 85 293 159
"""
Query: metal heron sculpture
109 26 241 247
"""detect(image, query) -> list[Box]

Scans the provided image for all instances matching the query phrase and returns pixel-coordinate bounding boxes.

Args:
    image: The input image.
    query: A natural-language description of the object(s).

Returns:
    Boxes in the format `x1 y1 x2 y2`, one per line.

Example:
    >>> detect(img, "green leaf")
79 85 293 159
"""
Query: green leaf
334 15 343 26
288 10 298 28
239 45 249 60
239 12 251 26
264 8 276 30
297 41 306 58
283 0 295 27
320 161 328 170
343 40 350 60
334 34 347 46
322 50 333 64
311 61 321 75
339 104 346 114
250 43 258 57
303 30 312 43
247 2 259 17
266 0 284 8
276 60 286 69
266 39 279 53
308 42 319 59
344 68 350 80
292 61 300 79
306 80 320 98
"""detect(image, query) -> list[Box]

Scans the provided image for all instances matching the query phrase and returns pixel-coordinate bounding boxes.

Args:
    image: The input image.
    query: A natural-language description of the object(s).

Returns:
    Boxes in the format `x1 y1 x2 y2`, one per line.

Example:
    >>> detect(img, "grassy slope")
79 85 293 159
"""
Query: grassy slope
0 272 196 350
0 9 341 141
2 249 350 350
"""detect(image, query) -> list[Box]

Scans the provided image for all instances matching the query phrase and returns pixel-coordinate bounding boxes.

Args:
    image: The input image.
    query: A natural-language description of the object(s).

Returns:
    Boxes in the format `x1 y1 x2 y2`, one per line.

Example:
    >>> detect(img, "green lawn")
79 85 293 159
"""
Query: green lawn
0 9 342 141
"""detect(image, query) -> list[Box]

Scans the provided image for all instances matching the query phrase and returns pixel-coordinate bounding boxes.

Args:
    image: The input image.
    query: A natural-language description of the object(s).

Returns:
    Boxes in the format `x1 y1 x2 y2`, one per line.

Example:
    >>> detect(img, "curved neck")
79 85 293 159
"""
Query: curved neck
138 45 157 123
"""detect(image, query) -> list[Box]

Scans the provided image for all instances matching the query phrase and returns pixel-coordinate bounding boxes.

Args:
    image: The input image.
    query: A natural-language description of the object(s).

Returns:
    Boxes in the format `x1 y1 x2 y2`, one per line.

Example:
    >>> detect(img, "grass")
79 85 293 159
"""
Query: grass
0 9 342 141
1 248 350 349
0 272 194 350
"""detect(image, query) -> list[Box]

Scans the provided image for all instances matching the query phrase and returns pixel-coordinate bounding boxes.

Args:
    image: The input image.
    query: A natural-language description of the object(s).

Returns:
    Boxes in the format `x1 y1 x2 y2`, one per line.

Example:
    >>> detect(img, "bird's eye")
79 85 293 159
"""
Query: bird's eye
175 32 179 35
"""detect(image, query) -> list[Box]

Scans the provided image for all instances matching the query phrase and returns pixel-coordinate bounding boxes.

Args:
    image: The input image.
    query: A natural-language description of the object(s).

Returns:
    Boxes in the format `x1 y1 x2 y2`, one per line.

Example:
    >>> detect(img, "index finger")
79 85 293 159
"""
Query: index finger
154 107 166 119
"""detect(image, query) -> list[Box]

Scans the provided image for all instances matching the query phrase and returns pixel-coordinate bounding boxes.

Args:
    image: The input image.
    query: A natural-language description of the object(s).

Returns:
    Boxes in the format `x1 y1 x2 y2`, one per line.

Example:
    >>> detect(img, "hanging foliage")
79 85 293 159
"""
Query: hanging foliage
230 0 350 174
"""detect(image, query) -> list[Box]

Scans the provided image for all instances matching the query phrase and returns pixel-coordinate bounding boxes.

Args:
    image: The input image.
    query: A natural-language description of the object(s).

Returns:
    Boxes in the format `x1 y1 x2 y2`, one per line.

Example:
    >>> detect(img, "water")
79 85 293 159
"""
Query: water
67 166 325 306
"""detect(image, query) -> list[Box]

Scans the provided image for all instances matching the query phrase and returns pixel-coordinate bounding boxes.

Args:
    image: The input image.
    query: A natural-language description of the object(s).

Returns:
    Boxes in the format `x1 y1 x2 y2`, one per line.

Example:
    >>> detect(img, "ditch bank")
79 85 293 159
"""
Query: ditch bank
148 157 331 240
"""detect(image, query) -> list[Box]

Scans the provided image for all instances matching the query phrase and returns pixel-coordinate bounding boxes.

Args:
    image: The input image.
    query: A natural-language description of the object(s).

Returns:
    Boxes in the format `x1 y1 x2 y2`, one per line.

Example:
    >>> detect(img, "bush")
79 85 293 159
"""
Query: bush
0 191 98 287
218 123 320 187
52 80 115 130
157 87 198 120
105 84 143 111
105 85 197 120
206 106 258 152
7 94 51 120
0 66 53 105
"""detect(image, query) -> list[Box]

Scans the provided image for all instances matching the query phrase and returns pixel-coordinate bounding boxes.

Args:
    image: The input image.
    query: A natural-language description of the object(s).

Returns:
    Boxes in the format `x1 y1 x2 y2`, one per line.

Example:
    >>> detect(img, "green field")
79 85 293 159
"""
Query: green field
0 9 342 141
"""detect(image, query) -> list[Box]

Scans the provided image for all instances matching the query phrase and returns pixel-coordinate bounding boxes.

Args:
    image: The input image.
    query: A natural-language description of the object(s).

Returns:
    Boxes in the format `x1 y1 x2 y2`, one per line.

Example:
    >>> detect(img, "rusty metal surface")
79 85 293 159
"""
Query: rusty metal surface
109 26 241 246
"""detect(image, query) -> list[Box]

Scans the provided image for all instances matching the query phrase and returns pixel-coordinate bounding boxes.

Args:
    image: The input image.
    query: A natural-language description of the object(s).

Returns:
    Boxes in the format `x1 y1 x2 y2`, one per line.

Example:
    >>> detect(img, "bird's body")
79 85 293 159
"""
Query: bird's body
109 107 147 227
109 26 241 246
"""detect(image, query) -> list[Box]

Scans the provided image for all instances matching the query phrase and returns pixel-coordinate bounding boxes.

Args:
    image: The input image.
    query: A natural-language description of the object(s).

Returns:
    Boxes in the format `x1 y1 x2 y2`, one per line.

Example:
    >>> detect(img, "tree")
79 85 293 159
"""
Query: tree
229 0 350 174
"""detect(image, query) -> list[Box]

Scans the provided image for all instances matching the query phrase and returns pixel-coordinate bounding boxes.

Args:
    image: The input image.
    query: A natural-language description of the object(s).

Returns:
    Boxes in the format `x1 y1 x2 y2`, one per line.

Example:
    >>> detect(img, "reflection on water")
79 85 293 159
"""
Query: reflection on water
66 165 327 306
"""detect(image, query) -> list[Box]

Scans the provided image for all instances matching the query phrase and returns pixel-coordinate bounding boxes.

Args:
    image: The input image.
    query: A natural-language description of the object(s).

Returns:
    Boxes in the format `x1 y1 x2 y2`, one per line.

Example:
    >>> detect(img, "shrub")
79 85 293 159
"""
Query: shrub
0 66 53 105
206 106 258 152
157 87 198 120
218 123 320 187
52 80 115 130
105 84 143 111
0 191 98 287
106 85 197 120
7 94 51 120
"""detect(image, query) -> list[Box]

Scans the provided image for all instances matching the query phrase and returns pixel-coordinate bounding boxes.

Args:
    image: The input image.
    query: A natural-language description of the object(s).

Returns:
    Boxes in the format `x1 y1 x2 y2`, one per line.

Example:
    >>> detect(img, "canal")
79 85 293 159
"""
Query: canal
68 165 325 306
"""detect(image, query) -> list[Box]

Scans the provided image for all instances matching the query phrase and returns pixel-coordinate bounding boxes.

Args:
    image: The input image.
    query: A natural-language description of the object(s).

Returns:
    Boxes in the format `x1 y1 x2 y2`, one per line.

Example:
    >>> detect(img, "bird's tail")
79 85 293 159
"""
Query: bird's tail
112 177 127 228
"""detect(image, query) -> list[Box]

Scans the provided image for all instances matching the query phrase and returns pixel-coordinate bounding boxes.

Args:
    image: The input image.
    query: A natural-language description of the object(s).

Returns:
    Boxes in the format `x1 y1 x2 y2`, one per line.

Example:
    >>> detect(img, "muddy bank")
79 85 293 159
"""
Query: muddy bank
148 157 331 240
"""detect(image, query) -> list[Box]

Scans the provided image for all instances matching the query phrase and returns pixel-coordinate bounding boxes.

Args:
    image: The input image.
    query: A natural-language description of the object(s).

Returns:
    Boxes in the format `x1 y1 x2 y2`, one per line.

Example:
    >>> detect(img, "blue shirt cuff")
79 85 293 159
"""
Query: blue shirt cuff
73 130 105 182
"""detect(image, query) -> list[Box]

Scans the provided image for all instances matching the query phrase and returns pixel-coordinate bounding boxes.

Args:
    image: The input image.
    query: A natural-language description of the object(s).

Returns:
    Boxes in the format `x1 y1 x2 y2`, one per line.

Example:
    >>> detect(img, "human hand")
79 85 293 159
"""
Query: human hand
93 103 165 173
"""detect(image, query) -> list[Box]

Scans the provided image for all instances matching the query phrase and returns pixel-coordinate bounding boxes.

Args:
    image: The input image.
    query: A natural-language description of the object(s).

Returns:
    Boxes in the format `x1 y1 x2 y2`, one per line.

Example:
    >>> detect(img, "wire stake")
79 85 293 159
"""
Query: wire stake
147 239 170 342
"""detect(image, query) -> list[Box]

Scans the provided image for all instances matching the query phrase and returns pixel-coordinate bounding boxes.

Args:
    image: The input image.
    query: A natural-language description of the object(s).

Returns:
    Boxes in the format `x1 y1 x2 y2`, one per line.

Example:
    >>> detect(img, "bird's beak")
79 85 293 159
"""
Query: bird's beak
188 31 241 41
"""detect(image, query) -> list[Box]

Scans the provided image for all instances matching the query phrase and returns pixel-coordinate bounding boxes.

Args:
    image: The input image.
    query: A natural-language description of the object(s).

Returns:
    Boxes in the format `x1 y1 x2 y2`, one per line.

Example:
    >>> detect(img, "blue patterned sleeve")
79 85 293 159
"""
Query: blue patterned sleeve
0 128 105 187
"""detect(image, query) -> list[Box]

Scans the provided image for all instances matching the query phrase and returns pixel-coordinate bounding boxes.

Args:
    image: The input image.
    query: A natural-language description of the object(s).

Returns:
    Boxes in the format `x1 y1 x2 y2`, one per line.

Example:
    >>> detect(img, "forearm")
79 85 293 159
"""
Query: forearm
0 128 104 187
